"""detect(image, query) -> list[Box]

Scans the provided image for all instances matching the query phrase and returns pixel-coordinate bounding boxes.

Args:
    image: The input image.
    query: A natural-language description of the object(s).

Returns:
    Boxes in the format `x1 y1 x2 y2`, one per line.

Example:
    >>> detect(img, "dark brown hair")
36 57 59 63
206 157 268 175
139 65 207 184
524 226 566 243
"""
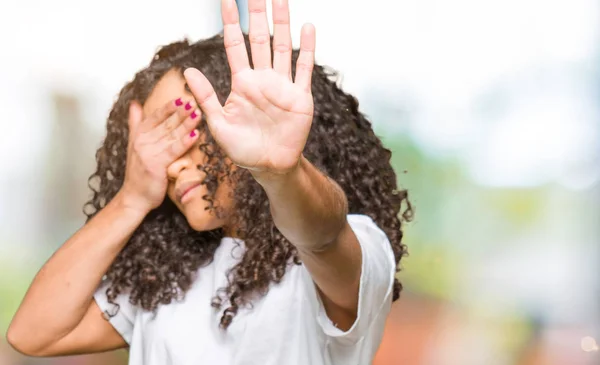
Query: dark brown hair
85 33 412 329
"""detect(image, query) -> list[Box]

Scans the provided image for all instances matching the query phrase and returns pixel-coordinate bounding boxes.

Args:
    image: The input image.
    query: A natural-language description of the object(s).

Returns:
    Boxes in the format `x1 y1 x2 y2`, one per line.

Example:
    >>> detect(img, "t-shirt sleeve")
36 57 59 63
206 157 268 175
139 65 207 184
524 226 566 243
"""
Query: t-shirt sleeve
310 214 396 344
93 279 137 344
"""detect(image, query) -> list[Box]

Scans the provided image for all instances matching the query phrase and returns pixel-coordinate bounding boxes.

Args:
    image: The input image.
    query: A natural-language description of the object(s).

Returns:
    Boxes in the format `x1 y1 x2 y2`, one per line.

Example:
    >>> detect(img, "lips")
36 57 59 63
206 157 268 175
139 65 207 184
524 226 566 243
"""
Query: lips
175 180 202 203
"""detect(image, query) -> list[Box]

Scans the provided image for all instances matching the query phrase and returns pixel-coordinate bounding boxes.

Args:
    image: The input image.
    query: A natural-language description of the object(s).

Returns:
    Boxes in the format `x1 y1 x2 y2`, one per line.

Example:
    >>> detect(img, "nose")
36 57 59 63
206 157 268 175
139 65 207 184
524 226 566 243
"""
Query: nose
167 152 194 180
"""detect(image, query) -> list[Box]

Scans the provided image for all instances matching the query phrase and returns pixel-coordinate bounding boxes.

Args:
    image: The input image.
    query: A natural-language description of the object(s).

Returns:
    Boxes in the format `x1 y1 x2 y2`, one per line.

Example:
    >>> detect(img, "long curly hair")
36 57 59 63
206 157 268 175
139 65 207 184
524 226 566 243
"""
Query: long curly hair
86 33 412 329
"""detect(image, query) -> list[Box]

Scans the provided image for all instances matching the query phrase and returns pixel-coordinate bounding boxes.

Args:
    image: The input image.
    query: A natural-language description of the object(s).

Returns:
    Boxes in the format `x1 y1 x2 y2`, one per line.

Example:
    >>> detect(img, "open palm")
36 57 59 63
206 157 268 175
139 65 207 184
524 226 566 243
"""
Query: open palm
184 0 315 174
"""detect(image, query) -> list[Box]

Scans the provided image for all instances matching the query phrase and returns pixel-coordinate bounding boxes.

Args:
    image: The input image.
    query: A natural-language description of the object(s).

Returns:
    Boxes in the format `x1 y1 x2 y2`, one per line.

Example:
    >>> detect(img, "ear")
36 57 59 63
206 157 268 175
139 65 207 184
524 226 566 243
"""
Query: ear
128 101 143 138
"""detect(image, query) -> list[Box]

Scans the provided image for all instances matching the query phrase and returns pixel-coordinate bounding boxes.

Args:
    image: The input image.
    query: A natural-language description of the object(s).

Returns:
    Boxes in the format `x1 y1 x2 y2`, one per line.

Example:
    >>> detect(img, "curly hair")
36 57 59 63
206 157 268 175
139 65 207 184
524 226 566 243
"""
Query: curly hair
85 33 412 329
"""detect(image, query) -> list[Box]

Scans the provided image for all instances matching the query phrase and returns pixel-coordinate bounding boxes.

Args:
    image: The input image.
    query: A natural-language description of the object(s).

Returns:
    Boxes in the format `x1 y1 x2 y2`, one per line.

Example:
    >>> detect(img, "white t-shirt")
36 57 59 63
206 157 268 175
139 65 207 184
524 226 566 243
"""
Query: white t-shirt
94 214 395 365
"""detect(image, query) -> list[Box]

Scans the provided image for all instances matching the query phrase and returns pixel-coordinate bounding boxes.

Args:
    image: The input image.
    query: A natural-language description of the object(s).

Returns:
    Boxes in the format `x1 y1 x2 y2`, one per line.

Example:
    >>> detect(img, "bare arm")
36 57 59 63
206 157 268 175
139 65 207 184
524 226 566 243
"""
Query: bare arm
6 192 144 356
7 97 200 356
252 155 362 331
181 0 362 330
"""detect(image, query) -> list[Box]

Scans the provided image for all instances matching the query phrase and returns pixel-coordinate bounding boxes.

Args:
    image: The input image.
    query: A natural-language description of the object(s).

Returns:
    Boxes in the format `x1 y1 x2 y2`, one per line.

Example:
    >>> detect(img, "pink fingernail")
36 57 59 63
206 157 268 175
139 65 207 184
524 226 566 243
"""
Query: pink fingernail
190 111 198 119
175 98 183 106
185 102 192 110
190 130 197 137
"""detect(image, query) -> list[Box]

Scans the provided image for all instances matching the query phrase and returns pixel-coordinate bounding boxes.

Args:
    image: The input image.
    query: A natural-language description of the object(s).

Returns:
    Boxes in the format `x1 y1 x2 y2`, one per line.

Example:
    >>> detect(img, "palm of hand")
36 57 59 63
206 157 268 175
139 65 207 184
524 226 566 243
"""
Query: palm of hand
184 0 316 175
219 69 313 172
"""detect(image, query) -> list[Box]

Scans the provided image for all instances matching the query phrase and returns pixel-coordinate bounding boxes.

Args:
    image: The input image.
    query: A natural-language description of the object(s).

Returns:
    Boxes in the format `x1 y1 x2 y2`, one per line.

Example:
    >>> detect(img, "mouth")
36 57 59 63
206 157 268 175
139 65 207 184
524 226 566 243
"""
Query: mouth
175 180 203 204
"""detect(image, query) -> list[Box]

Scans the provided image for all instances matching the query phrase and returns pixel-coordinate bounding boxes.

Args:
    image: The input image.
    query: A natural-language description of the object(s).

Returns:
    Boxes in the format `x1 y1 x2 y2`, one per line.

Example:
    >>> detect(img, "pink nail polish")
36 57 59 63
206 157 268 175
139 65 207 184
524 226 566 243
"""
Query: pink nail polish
190 130 197 137
185 102 192 110
175 98 183 106
190 111 198 119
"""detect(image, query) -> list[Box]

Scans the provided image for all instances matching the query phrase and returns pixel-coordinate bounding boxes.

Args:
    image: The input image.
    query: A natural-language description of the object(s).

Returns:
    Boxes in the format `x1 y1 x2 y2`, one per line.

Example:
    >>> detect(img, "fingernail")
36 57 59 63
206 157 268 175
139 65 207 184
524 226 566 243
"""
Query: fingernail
185 102 192 110
175 98 183 106
190 111 198 119
190 130 197 137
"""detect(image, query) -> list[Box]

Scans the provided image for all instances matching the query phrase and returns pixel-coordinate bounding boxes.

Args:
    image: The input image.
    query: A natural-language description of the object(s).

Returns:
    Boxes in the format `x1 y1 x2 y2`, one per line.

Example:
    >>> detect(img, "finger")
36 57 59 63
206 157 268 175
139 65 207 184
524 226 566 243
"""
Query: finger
143 98 180 129
164 108 201 160
222 0 250 74
166 127 201 160
272 0 292 78
159 99 196 141
294 23 316 93
144 99 193 144
248 0 272 69
128 101 143 140
184 68 224 128
162 114 185 142
170 108 202 147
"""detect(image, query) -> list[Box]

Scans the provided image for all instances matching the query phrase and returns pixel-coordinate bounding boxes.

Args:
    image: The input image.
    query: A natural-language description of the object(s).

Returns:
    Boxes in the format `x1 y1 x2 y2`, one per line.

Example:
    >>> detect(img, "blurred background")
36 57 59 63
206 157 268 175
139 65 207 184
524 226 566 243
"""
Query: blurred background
1 0 598 364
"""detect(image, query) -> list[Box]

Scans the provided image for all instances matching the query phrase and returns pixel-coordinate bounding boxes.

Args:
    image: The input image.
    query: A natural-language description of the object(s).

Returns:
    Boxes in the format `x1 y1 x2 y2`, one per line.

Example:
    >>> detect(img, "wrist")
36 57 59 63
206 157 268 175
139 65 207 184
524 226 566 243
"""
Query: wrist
251 155 305 188
112 189 152 219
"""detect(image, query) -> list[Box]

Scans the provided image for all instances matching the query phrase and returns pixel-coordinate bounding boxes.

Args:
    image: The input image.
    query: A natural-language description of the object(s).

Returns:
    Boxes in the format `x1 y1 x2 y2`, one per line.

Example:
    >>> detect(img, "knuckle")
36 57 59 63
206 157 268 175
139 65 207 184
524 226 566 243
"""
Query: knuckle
248 7 266 14
164 118 175 132
174 108 186 119
185 119 198 131
273 43 291 54
272 18 289 25
163 99 177 112
249 33 270 45
224 37 243 49
163 123 173 134
296 62 313 72
157 105 175 120
168 142 180 158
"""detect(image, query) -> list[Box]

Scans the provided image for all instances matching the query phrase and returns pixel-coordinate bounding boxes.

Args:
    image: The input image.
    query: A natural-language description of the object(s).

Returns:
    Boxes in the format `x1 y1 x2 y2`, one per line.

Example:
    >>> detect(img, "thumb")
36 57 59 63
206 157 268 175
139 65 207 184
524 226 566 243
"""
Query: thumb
128 101 143 137
183 68 223 124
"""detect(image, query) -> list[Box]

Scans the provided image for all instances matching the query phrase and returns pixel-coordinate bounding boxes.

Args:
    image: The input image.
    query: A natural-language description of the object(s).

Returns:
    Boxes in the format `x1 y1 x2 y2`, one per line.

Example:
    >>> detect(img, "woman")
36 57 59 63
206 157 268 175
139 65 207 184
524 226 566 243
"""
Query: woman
7 0 411 364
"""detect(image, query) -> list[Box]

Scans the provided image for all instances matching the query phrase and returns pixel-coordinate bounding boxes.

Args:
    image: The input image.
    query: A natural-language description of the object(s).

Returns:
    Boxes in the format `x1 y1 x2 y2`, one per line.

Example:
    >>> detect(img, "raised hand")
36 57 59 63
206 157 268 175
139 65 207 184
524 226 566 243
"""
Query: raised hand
119 98 200 213
184 0 315 175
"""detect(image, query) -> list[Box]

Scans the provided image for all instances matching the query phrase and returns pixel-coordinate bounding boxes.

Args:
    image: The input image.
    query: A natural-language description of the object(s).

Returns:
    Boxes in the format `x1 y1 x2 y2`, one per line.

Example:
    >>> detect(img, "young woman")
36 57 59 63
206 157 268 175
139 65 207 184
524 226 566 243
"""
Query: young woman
7 0 411 364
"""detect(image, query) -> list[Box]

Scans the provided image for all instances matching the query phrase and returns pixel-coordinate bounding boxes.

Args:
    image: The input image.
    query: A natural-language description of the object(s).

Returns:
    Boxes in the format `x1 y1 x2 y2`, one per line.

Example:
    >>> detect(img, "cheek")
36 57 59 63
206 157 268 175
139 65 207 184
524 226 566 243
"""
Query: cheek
215 182 234 211
174 184 224 231
166 184 177 205
189 139 207 164
186 205 224 232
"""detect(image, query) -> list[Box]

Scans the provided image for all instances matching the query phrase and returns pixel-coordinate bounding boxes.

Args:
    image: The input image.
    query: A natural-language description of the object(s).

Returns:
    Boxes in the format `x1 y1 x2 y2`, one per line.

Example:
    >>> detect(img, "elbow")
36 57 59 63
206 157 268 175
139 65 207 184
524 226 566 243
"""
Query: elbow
6 325 45 357
313 217 350 252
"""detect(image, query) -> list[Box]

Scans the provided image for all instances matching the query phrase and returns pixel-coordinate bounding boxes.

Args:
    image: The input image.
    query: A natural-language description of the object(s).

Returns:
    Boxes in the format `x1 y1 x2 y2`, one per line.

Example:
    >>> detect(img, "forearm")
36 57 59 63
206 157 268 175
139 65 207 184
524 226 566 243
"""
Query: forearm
8 191 146 347
252 155 348 250
253 155 361 328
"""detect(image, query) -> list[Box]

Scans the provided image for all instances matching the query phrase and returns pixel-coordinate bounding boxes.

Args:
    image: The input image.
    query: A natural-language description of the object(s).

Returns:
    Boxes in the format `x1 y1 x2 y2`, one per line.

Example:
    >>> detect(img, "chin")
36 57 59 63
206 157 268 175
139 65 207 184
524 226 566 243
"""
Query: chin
185 211 223 232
